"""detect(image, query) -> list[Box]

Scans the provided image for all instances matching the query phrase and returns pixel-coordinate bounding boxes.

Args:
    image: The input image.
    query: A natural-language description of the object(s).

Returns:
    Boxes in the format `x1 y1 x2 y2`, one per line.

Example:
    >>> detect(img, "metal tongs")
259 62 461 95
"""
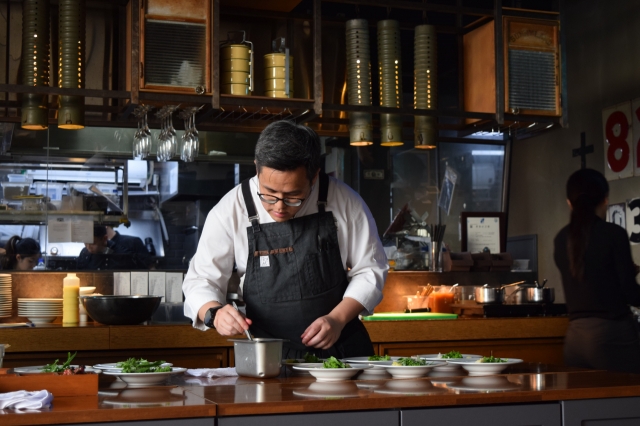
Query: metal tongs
231 301 253 341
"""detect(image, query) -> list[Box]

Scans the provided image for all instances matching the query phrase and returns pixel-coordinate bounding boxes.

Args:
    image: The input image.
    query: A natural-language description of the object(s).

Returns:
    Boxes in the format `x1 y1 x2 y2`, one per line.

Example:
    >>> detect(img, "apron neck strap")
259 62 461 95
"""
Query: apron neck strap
241 179 261 233
317 172 329 213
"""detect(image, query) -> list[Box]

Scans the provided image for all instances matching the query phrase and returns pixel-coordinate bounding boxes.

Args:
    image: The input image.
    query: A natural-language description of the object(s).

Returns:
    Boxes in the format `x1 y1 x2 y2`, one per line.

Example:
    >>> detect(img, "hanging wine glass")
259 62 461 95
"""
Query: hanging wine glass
179 105 203 162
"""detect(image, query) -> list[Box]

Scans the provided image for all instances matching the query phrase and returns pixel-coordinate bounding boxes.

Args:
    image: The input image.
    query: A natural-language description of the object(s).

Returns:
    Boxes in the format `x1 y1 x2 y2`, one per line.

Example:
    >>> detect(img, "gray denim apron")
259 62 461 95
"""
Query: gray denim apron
241 172 374 359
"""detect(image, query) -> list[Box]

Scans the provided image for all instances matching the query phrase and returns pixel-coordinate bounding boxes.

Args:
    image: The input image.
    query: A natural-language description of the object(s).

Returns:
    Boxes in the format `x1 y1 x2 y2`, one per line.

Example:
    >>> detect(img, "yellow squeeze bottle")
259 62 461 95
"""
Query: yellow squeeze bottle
63 273 80 325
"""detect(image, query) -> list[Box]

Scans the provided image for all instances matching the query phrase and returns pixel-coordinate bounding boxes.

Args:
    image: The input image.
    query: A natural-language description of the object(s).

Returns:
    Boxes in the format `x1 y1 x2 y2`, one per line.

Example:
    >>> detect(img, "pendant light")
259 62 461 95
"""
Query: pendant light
378 20 403 147
414 24 437 149
21 0 50 130
58 0 85 129
346 19 373 146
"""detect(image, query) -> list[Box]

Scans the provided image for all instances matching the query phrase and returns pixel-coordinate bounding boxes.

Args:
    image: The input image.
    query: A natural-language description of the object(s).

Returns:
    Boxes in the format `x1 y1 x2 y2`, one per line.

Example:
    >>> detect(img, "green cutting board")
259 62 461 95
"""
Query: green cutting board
362 312 458 321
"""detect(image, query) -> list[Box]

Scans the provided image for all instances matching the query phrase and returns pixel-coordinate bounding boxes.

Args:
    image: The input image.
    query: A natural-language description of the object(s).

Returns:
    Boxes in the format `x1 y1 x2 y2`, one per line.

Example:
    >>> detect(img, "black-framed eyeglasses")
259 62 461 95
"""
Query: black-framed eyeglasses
257 192 306 207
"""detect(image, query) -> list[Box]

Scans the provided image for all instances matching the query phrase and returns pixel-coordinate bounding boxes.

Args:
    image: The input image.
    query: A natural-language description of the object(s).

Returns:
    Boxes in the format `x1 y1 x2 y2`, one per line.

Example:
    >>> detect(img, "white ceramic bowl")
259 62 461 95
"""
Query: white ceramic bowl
418 354 482 371
102 367 187 387
383 362 445 379
342 356 398 375
292 365 371 382
283 361 322 376
446 358 523 376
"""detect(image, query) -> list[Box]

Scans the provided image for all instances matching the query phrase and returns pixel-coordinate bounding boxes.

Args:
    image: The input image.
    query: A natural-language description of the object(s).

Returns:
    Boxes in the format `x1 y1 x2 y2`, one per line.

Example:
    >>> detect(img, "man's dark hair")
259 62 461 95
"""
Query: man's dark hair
255 120 322 182
93 225 107 238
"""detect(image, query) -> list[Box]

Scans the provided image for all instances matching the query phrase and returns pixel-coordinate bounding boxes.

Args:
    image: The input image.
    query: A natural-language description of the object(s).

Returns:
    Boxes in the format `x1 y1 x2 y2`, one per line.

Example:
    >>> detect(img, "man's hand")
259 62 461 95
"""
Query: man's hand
301 315 344 349
301 297 364 350
198 302 251 336
214 305 252 336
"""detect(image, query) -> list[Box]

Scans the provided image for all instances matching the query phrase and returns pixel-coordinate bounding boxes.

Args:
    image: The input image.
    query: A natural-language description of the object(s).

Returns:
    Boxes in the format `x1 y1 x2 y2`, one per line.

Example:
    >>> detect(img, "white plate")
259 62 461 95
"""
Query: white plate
419 353 482 361
342 356 399 374
418 354 483 371
447 376 522 392
14 365 102 375
292 365 371 382
27 316 57 324
18 298 62 302
293 381 361 398
283 361 323 376
93 362 173 371
446 358 522 376
383 362 445 379
342 356 399 365
374 379 447 396
102 367 187 387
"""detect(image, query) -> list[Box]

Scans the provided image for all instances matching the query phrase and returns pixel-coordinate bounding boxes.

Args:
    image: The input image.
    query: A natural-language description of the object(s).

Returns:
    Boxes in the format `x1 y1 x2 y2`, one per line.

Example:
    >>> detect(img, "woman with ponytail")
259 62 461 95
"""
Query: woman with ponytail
2 236 41 270
554 168 640 373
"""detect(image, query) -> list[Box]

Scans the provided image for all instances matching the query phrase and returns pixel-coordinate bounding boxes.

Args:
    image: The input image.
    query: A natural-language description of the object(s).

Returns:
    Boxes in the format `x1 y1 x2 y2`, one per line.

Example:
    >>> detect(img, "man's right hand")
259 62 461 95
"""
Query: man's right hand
213 304 252 335
198 302 252 336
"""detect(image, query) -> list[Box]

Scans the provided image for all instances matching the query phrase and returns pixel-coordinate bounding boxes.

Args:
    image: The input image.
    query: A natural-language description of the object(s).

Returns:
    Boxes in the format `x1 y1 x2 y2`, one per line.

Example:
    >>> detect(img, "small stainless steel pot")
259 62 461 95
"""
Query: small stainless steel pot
524 287 555 303
474 286 503 304
229 338 284 378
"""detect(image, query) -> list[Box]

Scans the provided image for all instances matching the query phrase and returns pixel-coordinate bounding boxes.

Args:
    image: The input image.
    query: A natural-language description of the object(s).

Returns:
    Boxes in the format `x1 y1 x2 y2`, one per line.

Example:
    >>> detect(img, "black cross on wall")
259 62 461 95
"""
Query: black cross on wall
573 132 594 169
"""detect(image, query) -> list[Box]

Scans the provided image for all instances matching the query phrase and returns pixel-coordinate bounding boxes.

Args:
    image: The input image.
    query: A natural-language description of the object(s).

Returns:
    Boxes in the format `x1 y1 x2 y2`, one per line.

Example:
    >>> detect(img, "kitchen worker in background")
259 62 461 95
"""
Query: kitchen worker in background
554 168 640 374
77 225 150 270
106 226 153 269
183 120 388 358
1 236 41 270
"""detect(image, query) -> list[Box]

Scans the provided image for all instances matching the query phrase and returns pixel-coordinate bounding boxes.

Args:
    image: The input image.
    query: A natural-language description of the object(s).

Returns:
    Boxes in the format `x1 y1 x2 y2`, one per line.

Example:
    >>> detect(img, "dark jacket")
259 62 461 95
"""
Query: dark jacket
554 217 640 320
76 236 151 270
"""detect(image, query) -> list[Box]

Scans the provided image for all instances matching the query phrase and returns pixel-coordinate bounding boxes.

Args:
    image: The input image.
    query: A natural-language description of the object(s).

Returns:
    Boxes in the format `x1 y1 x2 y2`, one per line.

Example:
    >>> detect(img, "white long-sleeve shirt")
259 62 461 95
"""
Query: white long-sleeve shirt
183 175 388 330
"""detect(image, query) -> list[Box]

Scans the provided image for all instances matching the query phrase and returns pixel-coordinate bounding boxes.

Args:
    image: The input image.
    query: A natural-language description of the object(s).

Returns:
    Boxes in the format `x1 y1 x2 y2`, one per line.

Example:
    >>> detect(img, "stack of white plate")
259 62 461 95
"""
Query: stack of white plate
18 298 63 324
0 274 11 318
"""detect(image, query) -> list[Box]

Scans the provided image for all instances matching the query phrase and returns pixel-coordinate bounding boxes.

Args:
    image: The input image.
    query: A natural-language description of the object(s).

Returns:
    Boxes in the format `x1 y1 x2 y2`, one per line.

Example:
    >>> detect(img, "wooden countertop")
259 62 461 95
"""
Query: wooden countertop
3 363 640 425
0 317 569 353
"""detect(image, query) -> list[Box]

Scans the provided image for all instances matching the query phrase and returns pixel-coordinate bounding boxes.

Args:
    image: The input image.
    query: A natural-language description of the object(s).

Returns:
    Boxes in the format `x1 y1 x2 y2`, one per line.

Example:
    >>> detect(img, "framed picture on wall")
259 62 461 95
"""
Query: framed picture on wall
460 212 507 253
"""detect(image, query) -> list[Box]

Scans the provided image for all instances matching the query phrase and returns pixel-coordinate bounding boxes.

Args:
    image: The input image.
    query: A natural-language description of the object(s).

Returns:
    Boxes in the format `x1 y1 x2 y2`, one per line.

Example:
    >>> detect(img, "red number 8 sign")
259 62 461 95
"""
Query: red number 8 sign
602 101 633 180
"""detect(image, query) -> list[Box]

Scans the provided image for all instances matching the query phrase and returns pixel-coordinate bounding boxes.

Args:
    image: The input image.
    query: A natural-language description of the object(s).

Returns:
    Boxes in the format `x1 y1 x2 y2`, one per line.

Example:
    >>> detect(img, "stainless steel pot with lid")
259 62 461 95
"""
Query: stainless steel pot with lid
474 281 525 304
506 280 554 304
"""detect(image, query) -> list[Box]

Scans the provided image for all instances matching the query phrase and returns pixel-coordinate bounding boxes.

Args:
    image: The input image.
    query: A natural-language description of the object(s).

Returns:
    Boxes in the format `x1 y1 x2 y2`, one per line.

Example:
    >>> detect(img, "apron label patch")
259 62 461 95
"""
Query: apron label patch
260 256 270 267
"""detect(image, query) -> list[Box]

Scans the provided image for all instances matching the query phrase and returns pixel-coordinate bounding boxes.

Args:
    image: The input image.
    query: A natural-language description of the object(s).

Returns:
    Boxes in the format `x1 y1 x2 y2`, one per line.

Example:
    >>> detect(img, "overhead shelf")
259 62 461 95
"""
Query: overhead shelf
0 210 129 226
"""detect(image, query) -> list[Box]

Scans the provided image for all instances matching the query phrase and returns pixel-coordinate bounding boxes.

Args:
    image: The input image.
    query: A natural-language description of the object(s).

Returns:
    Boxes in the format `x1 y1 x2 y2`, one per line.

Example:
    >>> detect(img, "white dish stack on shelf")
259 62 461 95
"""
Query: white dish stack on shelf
18 298 63 324
0 274 11 318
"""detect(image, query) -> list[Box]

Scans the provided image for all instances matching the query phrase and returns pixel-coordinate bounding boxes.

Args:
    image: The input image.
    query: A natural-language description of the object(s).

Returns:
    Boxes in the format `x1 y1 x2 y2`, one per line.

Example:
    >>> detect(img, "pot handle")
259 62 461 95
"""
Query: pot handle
505 286 523 303
499 280 526 290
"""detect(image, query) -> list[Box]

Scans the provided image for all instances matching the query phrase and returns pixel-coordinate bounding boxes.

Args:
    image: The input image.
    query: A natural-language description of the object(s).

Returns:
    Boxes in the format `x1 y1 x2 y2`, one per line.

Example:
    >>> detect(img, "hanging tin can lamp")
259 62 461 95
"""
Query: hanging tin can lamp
58 0 85 129
414 24 437 149
21 0 50 130
377 20 403 147
346 19 373 146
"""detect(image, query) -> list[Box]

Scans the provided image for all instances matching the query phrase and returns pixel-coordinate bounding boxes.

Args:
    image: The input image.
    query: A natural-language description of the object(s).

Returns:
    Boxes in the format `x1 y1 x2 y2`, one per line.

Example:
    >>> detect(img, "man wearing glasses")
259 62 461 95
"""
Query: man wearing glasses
183 120 388 358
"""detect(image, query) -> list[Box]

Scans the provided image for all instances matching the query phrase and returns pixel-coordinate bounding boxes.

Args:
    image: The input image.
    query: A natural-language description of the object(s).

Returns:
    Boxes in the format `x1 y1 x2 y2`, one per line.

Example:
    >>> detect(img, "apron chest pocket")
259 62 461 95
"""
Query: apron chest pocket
303 248 345 297
255 249 302 303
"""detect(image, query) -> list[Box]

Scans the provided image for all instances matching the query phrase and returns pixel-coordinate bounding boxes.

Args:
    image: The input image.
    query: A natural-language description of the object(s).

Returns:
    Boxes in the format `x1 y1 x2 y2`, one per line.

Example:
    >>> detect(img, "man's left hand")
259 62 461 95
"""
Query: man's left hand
301 315 344 350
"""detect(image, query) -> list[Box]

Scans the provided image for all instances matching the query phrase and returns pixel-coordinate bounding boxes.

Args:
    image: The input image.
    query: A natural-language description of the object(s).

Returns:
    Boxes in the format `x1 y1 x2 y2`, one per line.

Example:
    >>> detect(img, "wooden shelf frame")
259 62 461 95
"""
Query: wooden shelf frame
0 0 567 137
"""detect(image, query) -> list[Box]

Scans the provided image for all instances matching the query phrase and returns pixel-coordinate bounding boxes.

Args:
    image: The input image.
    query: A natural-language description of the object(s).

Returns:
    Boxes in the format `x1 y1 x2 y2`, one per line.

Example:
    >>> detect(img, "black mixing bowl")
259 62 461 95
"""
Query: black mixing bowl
80 295 162 325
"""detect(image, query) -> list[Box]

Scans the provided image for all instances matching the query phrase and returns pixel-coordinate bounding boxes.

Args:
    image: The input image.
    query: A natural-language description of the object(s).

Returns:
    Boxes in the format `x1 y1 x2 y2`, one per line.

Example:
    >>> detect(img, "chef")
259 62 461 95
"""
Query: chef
183 121 388 358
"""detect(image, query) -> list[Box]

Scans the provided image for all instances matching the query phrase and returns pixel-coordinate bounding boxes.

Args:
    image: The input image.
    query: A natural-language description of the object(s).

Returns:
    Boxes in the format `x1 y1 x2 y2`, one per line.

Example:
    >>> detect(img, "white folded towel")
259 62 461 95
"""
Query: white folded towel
185 367 238 378
185 376 238 386
0 390 53 410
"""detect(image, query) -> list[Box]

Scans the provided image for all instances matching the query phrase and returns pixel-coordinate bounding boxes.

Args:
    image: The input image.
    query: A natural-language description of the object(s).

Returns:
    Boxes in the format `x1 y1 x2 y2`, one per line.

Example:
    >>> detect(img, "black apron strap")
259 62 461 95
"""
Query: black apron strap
241 179 261 233
317 172 329 213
